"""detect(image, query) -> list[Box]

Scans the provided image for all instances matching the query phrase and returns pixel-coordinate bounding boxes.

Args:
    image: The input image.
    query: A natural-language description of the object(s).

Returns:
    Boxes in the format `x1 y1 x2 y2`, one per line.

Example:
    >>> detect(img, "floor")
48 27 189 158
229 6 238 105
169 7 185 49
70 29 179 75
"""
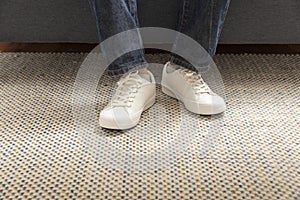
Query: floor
0 51 299 199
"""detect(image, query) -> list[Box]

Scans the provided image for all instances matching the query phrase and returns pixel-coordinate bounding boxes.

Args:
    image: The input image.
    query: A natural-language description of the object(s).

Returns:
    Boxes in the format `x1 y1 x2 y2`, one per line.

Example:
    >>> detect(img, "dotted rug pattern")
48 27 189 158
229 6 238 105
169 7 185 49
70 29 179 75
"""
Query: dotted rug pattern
0 53 299 200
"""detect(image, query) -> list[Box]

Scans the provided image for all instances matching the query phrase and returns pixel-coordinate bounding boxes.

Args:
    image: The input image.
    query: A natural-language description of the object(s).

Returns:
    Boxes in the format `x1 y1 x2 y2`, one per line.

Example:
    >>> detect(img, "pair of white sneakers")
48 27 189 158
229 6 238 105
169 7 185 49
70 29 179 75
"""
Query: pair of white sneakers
99 62 226 129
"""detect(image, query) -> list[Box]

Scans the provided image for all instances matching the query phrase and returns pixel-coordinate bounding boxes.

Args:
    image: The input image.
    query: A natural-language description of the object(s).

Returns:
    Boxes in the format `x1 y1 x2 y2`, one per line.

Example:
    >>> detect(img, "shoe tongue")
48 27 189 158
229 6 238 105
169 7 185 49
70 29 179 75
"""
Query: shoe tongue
138 72 151 82
117 72 150 93
166 63 181 73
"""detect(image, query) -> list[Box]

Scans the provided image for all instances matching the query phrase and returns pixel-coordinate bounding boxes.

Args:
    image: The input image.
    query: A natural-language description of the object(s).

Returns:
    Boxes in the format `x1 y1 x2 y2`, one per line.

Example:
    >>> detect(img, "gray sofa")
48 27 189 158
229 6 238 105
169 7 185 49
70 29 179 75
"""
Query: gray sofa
0 0 299 44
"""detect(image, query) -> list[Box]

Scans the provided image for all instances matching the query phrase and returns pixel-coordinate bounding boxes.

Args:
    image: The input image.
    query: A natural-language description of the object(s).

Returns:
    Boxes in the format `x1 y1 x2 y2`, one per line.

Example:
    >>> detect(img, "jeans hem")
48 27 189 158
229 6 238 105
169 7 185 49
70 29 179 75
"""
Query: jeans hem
169 56 211 73
106 60 149 76
169 56 197 72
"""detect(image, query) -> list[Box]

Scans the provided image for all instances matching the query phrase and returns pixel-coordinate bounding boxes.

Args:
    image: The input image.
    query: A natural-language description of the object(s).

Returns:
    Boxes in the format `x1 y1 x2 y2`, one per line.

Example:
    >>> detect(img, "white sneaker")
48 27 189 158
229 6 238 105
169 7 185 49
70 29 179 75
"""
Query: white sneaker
161 62 226 115
99 70 156 129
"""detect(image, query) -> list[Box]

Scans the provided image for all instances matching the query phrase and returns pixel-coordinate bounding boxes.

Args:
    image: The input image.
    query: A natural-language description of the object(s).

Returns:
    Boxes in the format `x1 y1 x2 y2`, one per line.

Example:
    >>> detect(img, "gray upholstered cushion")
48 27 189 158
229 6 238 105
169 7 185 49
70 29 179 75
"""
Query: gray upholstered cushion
0 0 299 43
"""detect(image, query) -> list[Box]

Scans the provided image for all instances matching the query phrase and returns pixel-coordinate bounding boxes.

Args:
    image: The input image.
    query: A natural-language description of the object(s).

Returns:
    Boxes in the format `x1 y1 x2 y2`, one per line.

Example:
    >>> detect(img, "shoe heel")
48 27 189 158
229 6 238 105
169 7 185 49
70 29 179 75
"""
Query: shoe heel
162 86 176 99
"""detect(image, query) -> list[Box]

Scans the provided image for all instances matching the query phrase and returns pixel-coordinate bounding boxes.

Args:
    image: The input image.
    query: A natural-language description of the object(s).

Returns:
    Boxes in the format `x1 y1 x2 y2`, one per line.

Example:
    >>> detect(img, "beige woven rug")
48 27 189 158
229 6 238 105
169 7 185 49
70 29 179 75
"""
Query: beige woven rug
0 53 299 199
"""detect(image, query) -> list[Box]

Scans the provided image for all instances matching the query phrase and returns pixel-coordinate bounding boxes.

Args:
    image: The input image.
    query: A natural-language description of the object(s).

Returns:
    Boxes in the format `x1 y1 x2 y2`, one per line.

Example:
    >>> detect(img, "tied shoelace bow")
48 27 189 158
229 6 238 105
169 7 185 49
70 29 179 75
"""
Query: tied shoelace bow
177 68 210 94
111 71 144 107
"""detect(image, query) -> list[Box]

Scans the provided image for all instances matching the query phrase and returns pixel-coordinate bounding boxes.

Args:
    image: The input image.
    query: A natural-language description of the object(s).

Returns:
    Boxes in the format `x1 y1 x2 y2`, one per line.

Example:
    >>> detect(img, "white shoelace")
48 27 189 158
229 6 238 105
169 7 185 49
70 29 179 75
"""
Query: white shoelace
177 68 210 94
111 71 145 107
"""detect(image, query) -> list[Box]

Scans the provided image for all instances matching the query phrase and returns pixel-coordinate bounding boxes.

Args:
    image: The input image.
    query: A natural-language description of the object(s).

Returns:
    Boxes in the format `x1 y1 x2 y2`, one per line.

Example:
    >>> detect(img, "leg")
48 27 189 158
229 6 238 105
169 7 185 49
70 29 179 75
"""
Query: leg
90 0 155 129
170 0 231 71
88 0 147 76
162 0 229 115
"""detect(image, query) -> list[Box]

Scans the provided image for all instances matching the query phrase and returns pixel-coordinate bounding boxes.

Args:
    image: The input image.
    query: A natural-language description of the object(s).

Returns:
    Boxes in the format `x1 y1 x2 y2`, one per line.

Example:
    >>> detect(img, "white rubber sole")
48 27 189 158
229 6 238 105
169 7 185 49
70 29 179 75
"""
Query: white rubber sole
99 95 156 130
162 85 225 115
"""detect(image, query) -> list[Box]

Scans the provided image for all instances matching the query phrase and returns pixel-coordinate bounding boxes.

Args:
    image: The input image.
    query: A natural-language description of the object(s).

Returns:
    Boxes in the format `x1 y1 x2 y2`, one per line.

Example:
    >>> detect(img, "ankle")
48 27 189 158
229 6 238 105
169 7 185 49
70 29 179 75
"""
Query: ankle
138 68 148 74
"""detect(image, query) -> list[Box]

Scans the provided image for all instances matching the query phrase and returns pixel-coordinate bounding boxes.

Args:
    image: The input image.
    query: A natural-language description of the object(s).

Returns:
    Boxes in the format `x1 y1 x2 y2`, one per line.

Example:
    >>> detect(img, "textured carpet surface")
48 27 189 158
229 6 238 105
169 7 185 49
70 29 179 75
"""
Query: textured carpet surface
0 53 299 200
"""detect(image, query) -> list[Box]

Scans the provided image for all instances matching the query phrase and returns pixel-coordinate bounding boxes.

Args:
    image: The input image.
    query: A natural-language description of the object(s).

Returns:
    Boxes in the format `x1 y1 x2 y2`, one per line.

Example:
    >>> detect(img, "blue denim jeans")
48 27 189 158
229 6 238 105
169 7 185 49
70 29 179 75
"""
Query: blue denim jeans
88 0 230 76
